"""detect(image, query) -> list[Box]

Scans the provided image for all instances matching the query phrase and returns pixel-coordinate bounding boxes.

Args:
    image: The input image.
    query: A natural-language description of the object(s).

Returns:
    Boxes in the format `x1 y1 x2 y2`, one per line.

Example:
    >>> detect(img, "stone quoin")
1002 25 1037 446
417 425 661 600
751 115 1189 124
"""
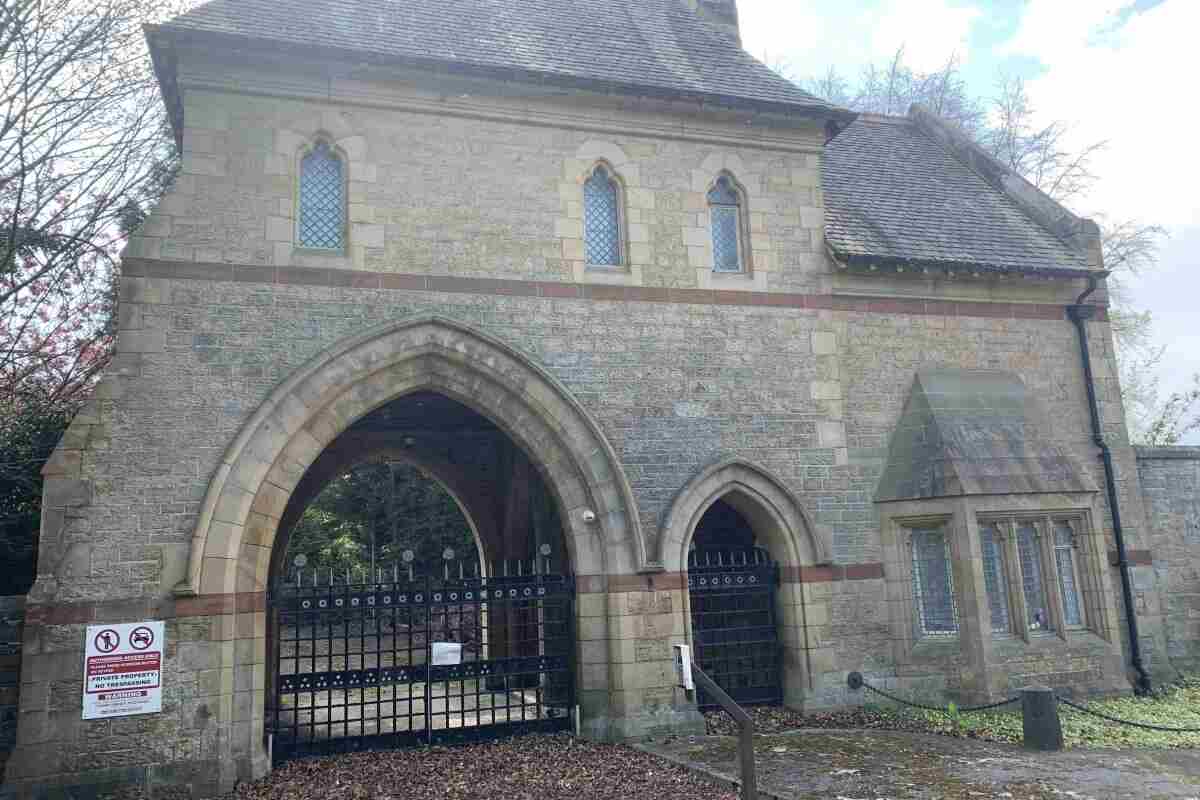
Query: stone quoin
4 0 1197 797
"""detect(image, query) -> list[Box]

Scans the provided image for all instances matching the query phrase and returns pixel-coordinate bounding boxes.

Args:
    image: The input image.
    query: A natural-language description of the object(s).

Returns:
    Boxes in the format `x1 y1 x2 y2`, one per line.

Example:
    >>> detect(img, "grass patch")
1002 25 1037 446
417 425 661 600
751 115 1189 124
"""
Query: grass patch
903 676 1200 749
705 676 1200 749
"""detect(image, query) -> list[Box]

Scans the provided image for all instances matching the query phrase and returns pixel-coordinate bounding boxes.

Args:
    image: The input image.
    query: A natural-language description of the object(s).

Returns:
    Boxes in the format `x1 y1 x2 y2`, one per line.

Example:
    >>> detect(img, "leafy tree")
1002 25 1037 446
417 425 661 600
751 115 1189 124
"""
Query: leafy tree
283 461 478 583
0 393 74 594
800 51 1193 444
0 0 189 595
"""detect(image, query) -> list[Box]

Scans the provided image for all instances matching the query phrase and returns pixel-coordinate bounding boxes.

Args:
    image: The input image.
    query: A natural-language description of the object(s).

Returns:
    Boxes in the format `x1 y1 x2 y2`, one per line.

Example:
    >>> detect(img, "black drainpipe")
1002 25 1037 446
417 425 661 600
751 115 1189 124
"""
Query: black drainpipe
1067 274 1152 695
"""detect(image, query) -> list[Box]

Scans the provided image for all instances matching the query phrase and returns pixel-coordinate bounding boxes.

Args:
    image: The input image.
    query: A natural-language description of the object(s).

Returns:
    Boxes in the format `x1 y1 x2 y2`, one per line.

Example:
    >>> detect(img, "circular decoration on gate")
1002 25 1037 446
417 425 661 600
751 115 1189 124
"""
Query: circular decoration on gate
465 592 474 600
402 550 415 563
293 554 308 568
335 598 344 607
383 595 393 605
494 590 503 599
736 576 745 584
302 600 312 609
723 576 732 585
539 544 552 556
414 593 423 603
509 589 518 598
699 577 708 586
748 576 758 584
351 597 360 607
523 587 532 597
367 596 375 606
443 548 455 561
318 599 328 608
537 587 546 596
433 593 443 603
450 592 459 601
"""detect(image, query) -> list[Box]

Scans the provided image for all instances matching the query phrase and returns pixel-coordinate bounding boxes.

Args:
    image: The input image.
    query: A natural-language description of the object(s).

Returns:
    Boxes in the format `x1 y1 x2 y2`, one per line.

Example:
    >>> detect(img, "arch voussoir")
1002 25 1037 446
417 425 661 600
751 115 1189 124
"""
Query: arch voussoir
660 457 830 571
180 316 646 597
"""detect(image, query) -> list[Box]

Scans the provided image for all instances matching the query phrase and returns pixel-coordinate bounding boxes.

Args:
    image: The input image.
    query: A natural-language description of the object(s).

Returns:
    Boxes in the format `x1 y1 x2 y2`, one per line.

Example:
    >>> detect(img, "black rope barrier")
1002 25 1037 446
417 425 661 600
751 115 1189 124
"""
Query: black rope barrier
847 672 1020 715
1055 695 1200 733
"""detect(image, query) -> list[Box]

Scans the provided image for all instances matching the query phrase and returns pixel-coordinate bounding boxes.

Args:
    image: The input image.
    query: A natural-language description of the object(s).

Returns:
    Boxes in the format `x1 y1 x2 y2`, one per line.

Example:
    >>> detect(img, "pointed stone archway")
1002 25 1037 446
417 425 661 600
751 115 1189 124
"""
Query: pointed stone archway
176 315 645 775
181 315 646 598
660 458 830 709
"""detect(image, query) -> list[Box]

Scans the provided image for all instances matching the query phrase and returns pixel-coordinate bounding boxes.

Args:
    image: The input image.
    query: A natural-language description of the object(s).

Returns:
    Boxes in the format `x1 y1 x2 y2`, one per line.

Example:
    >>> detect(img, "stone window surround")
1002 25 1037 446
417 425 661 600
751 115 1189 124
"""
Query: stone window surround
691 152 770 292
265 123 384 272
295 136 349 254
581 159 629 269
882 498 1109 668
706 170 752 276
557 143 775 291
976 511 1099 643
909 524 960 638
886 511 963 655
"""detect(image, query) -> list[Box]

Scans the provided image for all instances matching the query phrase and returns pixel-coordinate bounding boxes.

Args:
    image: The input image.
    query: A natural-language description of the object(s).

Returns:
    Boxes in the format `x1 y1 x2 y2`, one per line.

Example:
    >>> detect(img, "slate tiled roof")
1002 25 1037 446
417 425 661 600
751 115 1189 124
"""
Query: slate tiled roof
876 369 1097 502
152 0 838 114
823 115 1090 274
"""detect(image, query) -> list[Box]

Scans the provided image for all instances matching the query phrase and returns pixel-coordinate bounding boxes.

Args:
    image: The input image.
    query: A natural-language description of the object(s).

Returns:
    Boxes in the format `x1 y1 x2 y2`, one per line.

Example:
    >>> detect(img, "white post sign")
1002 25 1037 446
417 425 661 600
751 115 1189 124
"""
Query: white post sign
82 621 164 719
673 644 694 691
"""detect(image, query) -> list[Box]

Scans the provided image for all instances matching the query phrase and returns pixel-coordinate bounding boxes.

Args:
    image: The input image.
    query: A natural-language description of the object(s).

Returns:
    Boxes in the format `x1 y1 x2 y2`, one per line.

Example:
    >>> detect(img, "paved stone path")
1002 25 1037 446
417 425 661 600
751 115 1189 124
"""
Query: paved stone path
641 729 1200 800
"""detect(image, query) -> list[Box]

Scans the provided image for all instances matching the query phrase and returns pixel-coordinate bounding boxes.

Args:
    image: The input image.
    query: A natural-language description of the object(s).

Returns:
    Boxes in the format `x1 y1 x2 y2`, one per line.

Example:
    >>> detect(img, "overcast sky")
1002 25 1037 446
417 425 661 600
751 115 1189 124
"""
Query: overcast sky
738 0 1198 440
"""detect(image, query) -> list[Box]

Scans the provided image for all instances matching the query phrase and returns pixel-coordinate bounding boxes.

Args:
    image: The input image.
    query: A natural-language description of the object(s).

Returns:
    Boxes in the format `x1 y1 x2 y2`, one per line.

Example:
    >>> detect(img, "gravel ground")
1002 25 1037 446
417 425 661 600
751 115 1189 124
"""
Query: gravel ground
646 729 1200 800
229 734 737 800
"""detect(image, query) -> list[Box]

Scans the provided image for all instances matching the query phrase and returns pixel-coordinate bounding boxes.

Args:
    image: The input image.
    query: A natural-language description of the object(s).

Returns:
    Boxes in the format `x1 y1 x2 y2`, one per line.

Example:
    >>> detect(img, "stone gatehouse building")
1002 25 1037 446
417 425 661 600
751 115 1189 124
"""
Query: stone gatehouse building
5 0 1200 796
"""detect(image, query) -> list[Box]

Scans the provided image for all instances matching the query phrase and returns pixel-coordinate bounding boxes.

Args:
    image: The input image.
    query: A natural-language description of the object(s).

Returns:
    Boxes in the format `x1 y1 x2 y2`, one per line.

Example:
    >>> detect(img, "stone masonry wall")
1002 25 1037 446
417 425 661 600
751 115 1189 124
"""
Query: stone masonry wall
4 57 1153 796
1136 446 1200 674
128 55 829 295
0 598 23 774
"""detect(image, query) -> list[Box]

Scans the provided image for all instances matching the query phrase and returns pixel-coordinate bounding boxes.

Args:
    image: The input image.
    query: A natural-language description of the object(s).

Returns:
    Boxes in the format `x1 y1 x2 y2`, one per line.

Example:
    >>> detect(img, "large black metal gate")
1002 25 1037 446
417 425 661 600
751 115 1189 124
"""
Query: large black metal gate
687 547 781 709
267 559 574 762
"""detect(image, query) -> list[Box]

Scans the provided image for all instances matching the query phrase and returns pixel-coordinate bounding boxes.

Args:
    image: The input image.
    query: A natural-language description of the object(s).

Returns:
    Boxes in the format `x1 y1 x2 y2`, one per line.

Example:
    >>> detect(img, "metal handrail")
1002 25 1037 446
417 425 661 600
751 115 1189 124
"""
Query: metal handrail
691 662 757 800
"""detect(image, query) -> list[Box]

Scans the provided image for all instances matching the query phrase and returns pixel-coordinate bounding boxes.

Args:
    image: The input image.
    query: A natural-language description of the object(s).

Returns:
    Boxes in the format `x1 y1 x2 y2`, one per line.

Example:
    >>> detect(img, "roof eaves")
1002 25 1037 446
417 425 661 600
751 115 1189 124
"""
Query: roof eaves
826 245 1108 282
145 25 184 151
145 23 857 145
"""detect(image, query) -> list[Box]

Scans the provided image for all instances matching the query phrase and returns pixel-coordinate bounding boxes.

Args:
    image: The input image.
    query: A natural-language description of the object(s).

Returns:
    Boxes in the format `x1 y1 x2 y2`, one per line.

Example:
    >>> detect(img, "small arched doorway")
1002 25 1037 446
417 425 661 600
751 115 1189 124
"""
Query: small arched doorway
687 499 782 708
267 392 574 760
663 459 831 712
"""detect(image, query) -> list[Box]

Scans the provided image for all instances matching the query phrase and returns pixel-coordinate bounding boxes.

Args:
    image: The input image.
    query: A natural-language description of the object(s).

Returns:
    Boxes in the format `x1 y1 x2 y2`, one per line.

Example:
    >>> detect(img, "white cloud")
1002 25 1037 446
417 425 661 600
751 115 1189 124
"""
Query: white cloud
739 0 980 81
1001 0 1200 227
866 0 980 72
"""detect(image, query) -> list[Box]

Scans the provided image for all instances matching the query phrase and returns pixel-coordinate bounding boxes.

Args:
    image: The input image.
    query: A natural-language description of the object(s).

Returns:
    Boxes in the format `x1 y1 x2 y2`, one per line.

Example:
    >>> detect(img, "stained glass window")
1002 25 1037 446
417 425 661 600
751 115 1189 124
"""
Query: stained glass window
980 523 1012 634
708 176 743 273
1016 522 1053 633
299 141 345 250
910 528 959 637
1054 521 1084 627
584 165 621 266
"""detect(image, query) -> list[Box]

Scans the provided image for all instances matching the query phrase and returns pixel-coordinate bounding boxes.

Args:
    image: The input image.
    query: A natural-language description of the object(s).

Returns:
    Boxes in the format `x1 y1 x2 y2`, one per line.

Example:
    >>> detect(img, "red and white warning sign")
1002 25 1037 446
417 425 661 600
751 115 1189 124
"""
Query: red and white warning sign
82 621 164 719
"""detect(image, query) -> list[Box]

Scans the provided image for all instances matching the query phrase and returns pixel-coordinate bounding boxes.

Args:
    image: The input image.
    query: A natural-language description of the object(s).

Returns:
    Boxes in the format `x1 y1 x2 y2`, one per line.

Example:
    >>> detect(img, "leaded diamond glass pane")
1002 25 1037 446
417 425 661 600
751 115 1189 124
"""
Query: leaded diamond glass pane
708 176 743 273
584 167 621 265
981 523 1011 634
911 529 958 636
1017 522 1053 632
711 206 741 272
1054 522 1084 626
299 142 345 250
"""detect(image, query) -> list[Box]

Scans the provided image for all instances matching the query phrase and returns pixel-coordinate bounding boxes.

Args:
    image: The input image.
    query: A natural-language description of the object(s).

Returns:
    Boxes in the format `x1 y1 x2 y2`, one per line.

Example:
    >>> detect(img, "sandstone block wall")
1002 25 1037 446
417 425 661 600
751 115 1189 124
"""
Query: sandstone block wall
2 54 1158 796
1136 446 1200 674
